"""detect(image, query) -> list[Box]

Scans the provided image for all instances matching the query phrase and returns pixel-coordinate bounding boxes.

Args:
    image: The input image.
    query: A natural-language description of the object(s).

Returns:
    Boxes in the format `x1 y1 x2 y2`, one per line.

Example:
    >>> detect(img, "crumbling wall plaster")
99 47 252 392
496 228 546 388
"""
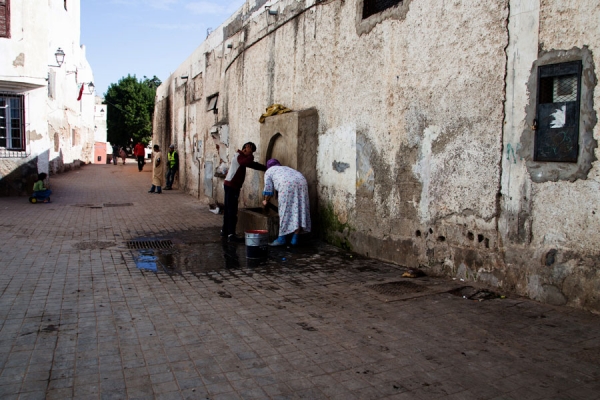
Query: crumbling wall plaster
154 0 600 311
163 0 509 251
317 124 356 225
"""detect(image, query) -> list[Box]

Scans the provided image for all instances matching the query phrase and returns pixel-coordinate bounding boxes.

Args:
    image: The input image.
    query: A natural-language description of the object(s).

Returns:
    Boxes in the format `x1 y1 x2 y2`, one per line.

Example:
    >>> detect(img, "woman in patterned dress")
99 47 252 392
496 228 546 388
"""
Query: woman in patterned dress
262 159 311 246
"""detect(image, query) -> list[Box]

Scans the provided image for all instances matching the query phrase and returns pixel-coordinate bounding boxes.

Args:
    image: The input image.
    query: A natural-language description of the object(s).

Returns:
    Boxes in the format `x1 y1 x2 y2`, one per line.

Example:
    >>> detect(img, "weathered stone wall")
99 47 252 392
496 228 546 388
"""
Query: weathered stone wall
153 0 600 312
497 0 600 312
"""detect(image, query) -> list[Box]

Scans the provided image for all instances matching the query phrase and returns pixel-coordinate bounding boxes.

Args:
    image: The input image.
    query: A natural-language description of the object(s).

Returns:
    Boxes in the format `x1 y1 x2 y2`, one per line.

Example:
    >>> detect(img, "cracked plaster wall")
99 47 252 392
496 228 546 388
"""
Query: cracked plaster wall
154 0 600 312
500 0 600 312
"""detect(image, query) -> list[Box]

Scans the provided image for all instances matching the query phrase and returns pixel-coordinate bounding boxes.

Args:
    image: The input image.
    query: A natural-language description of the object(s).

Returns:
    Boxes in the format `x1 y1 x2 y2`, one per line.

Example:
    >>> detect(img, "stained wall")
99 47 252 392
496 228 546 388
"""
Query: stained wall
153 0 600 312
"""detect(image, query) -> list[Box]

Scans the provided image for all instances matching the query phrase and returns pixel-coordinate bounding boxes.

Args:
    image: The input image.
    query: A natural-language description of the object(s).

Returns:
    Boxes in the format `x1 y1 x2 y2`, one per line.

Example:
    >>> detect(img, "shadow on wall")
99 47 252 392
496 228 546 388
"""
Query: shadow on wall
0 149 83 196
0 151 47 196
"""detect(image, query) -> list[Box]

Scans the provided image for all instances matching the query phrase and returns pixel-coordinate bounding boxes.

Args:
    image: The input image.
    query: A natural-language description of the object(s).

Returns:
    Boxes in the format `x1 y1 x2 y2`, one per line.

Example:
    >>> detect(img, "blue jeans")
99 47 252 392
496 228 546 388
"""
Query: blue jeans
166 168 177 188
33 189 52 199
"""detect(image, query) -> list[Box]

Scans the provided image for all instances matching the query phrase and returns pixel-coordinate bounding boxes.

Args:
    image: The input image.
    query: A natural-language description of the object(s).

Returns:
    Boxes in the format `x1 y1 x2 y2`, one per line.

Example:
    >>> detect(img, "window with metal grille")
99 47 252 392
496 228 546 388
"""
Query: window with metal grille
534 61 582 162
0 0 10 38
363 0 402 19
0 94 25 151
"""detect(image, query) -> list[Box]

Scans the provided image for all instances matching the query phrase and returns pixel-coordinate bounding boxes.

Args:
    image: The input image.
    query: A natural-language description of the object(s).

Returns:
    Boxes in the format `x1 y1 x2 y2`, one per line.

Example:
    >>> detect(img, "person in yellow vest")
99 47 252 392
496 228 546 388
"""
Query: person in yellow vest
165 144 179 190
148 145 165 194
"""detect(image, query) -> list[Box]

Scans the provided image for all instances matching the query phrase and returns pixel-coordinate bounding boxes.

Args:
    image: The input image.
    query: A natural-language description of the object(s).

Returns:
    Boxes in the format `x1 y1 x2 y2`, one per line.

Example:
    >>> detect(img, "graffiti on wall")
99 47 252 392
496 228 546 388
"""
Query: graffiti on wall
506 143 522 164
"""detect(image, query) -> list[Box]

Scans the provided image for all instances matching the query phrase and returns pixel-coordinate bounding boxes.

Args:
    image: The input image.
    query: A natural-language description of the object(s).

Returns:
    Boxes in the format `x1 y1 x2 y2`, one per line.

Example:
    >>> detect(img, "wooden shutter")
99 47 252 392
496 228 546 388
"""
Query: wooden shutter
0 0 9 38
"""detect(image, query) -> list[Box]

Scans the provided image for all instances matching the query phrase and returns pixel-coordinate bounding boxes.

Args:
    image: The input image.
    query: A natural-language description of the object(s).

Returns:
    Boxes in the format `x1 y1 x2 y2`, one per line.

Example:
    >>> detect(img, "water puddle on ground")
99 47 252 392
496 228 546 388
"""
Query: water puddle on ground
130 228 372 277
132 249 159 272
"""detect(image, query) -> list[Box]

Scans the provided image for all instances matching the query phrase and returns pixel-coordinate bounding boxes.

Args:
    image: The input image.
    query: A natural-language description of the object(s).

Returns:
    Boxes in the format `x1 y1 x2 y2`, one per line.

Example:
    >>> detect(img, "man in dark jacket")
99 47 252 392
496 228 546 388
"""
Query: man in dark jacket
165 144 179 190
221 142 266 242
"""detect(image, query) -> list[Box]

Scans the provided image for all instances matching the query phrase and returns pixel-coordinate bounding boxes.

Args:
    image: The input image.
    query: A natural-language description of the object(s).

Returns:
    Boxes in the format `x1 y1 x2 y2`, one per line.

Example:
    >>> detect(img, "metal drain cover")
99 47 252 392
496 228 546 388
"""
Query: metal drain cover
367 281 427 296
127 240 173 250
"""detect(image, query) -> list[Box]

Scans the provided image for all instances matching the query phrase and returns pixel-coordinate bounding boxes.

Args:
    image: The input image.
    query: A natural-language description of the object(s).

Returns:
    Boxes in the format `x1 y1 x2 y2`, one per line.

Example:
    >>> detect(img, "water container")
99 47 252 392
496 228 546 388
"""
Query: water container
245 230 269 259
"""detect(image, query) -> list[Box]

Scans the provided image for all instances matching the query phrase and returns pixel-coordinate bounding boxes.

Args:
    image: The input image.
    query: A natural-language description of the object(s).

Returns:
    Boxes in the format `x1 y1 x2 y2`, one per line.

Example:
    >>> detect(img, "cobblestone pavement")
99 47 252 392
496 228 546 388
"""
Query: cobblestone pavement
1 162 600 400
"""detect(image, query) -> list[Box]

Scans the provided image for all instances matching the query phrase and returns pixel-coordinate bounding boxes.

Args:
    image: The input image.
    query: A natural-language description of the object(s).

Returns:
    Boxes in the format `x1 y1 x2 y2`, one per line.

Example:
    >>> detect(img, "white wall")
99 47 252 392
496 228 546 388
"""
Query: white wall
0 0 96 193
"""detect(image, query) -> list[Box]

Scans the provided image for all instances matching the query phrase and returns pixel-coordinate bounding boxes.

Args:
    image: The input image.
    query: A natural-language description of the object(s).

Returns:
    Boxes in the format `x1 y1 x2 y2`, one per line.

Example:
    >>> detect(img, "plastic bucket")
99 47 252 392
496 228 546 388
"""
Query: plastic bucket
245 230 269 259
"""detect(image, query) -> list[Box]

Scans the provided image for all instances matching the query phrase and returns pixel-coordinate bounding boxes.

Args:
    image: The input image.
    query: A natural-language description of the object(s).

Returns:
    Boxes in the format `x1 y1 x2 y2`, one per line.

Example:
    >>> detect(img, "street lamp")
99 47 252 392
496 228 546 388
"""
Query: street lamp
87 82 95 94
49 48 65 67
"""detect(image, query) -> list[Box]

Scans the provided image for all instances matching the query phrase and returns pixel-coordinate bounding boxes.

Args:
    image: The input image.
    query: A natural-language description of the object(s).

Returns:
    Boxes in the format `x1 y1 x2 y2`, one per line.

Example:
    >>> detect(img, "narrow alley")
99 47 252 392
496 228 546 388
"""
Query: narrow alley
0 163 599 399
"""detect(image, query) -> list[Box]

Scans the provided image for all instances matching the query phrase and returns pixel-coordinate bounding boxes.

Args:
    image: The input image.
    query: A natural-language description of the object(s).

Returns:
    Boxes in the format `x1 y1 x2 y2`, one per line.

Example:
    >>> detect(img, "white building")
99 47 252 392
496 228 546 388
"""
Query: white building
0 0 98 195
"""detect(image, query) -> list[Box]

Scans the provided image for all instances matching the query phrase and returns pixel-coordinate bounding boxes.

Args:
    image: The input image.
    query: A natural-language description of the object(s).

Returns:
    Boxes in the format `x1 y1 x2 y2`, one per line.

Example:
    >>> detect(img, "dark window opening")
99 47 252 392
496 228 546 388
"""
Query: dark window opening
362 0 402 20
0 0 10 38
0 94 25 151
207 94 218 112
534 61 582 163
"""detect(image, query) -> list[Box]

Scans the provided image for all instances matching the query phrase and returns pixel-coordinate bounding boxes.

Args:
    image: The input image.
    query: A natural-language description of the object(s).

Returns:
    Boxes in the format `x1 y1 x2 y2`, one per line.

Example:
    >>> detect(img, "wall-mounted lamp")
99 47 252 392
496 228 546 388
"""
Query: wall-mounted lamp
180 75 189 80
226 43 233 49
268 8 279 15
80 82 95 96
48 48 66 67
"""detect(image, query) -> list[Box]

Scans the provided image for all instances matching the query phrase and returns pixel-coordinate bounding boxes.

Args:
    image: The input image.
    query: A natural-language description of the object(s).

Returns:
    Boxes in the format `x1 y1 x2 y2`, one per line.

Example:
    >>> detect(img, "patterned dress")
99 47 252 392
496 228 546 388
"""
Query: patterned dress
263 166 311 236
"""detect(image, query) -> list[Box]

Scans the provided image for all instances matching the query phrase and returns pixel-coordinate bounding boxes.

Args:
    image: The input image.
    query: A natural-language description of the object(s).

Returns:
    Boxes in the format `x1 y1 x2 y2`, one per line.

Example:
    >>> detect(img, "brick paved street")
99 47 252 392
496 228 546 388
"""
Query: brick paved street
1 162 599 400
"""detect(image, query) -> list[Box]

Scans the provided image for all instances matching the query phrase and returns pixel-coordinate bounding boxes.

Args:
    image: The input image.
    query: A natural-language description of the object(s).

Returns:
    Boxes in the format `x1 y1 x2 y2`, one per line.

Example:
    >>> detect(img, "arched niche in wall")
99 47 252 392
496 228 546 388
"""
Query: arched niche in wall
265 132 292 169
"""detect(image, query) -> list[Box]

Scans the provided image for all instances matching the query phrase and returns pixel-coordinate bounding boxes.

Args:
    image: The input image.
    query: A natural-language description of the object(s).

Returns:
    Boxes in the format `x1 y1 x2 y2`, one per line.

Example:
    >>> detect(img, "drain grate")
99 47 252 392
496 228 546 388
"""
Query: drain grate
367 281 427 296
127 240 173 250
103 203 133 207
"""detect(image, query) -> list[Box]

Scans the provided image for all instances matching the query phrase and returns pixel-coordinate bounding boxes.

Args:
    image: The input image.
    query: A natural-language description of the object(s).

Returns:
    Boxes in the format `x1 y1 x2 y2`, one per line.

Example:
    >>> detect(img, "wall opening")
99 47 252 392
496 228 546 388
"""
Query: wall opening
362 0 402 19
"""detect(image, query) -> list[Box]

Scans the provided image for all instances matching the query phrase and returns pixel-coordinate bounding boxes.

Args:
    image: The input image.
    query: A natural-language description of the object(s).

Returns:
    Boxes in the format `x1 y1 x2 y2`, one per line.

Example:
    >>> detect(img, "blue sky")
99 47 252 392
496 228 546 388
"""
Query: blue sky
81 0 246 97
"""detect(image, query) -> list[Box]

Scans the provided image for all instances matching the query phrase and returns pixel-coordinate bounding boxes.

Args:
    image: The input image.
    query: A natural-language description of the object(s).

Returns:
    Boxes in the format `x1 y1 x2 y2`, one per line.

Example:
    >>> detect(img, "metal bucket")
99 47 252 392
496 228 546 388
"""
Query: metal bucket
245 230 269 259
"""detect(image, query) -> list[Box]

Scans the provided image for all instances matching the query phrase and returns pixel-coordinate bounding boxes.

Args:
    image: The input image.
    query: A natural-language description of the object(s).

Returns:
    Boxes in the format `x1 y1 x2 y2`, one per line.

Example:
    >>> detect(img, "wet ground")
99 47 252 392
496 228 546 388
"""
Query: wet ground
129 228 378 276
1 162 599 399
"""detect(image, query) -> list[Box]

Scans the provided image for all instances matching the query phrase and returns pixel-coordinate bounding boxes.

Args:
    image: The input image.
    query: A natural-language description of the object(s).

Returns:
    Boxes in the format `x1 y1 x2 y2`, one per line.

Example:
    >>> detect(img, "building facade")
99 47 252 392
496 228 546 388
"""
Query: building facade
0 0 97 195
153 0 600 312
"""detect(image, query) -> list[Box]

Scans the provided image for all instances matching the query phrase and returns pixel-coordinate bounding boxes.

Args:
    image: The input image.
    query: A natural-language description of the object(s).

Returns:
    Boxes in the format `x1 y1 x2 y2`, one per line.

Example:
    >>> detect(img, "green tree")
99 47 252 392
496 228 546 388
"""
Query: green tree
104 75 161 147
